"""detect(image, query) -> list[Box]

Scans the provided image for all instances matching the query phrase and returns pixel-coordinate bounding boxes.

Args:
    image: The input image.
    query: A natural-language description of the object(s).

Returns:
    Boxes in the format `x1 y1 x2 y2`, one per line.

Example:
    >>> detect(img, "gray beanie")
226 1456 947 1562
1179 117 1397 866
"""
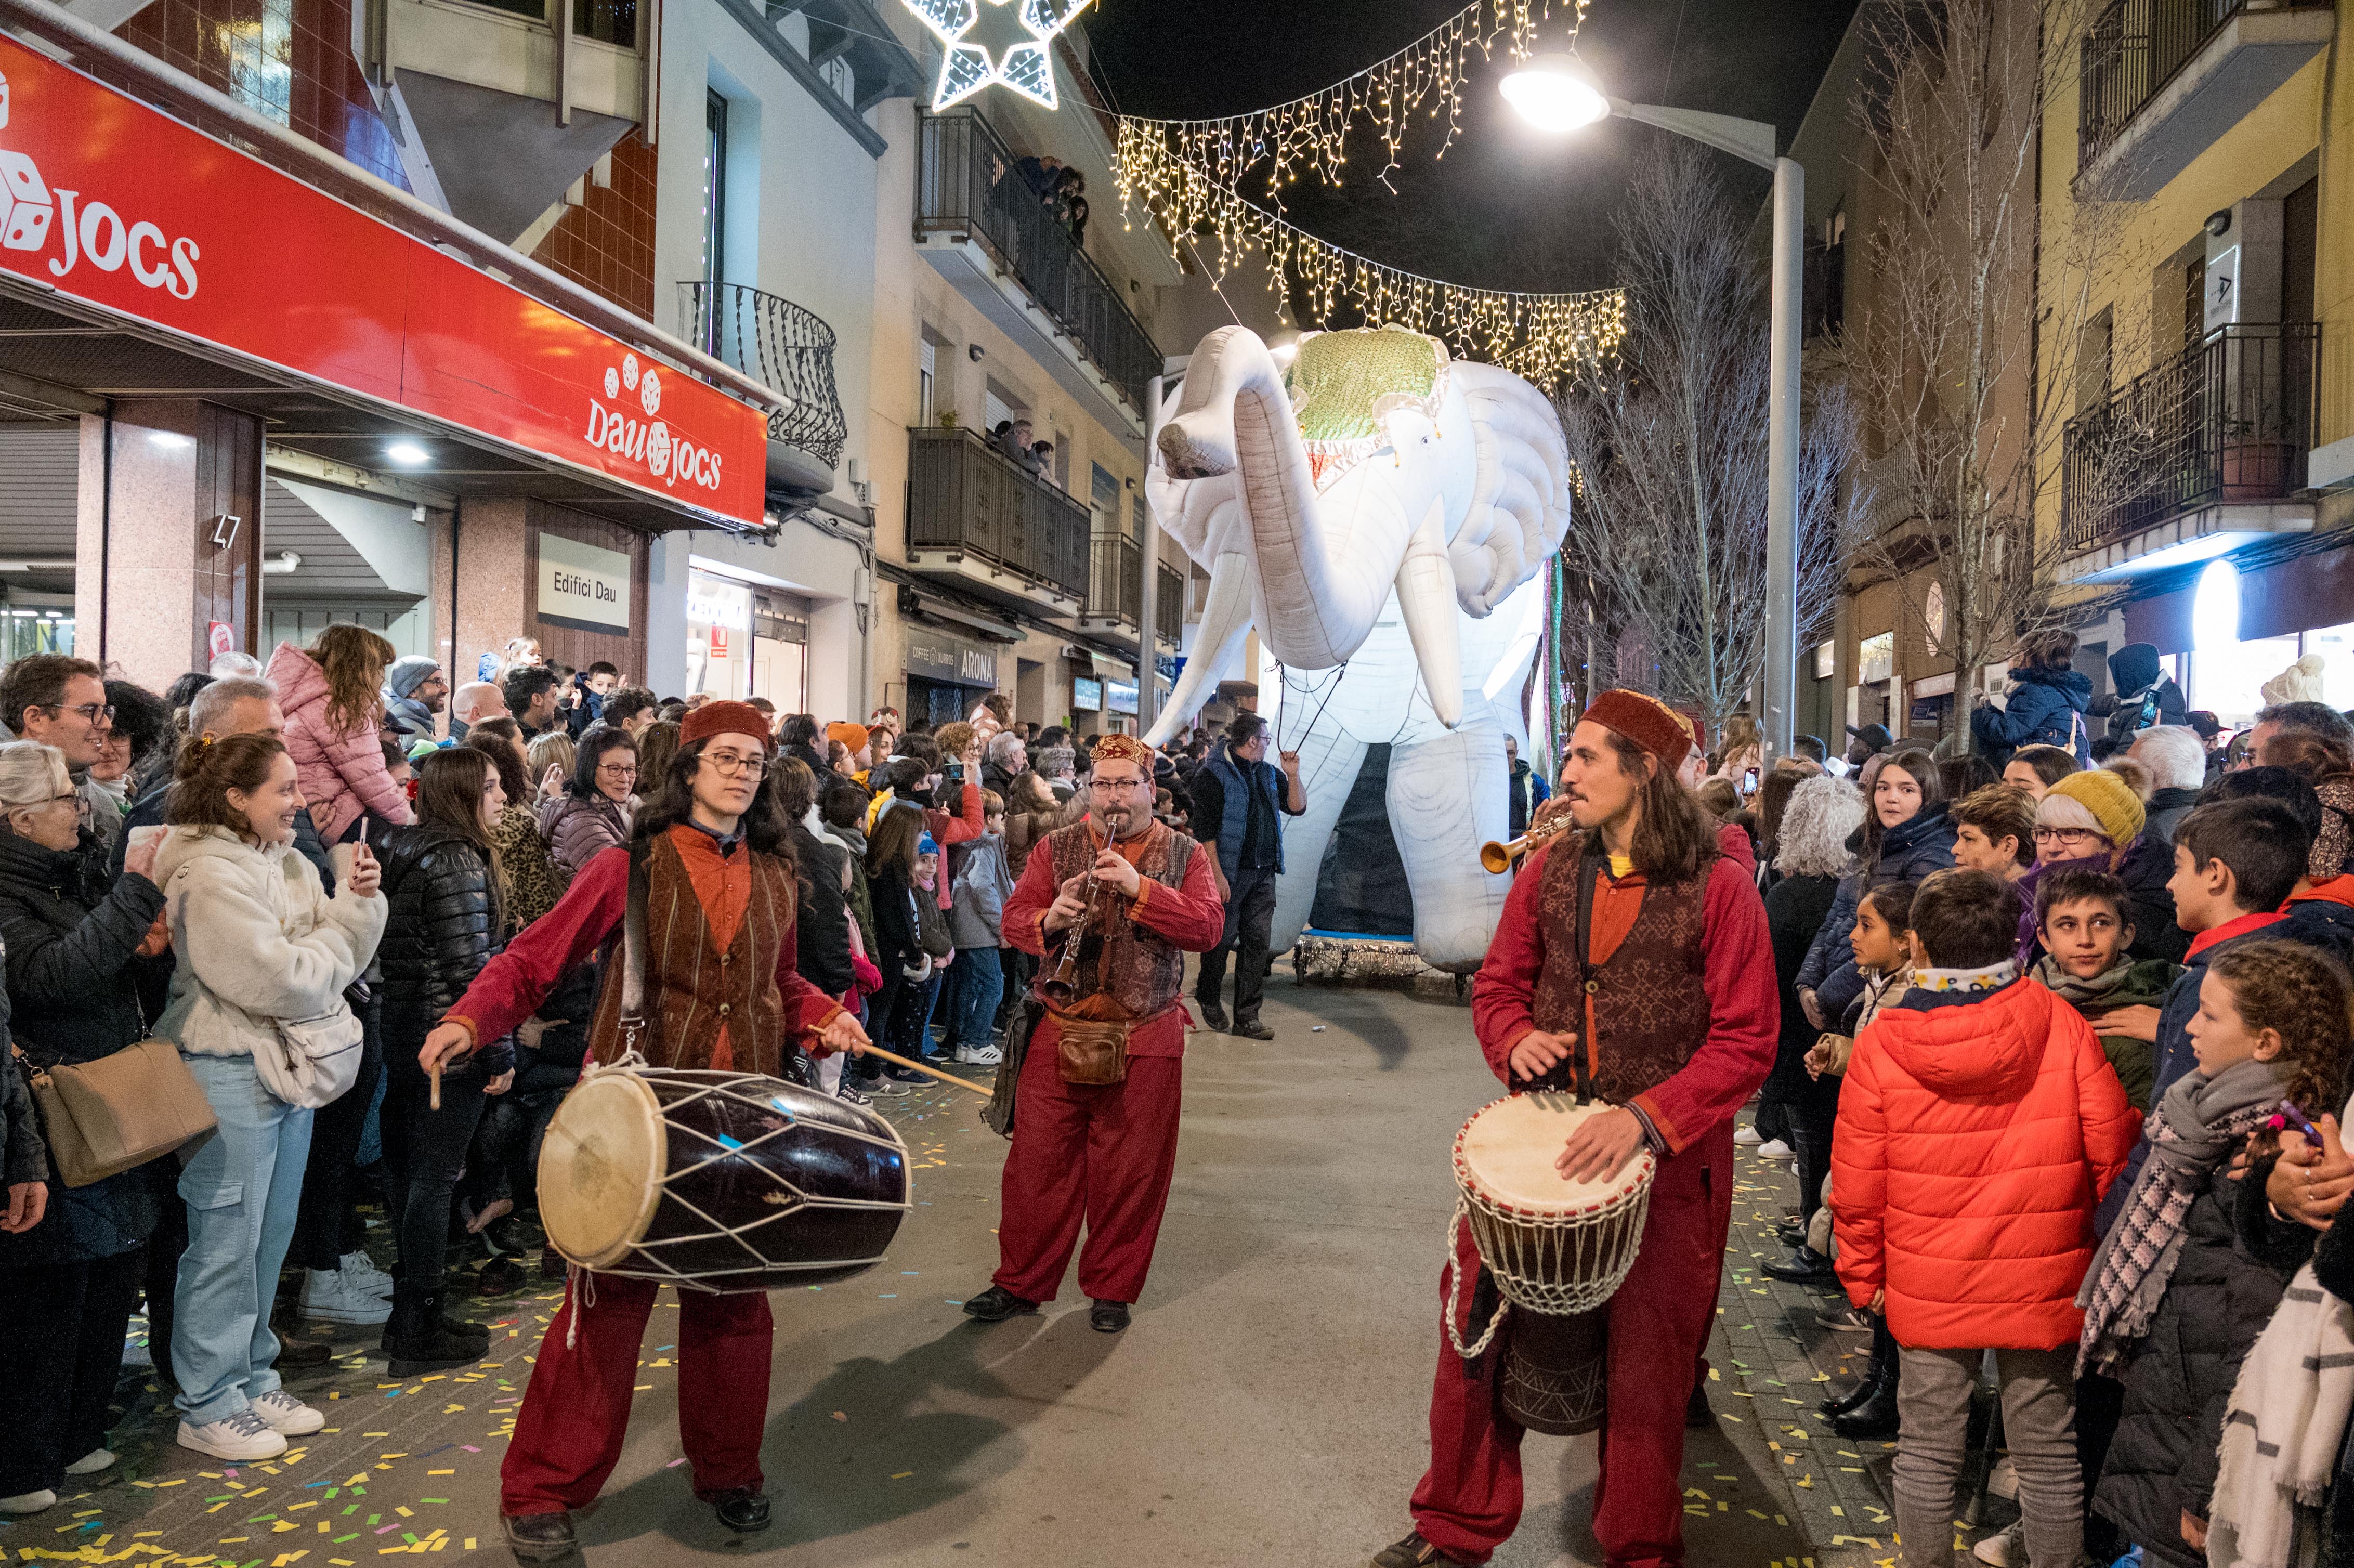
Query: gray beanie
385 655 442 698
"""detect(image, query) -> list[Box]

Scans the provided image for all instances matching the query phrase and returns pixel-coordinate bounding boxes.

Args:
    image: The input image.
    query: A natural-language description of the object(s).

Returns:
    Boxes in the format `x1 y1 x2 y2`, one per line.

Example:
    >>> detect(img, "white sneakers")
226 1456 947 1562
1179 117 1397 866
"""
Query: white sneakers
1733 1124 1764 1146
253 1390 325 1435
299 1267 391 1326
1757 1139 1796 1160
0 1489 55 1515
953 1043 1004 1065
179 1409 287 1461
1971 1519 2023 1566
340 1249 395 1298
63 1449 115 1475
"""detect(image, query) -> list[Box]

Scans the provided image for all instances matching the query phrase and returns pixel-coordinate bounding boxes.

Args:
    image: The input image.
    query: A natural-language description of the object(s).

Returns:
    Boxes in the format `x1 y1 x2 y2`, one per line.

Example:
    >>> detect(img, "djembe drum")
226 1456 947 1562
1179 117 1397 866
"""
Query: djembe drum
1446 1093 1657 1434
539 1063 912 1293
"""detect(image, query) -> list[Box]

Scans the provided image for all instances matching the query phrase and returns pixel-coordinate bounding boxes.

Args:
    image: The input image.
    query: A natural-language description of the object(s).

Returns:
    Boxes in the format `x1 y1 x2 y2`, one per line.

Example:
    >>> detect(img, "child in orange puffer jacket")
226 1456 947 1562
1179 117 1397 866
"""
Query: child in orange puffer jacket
1833 869 2141 1568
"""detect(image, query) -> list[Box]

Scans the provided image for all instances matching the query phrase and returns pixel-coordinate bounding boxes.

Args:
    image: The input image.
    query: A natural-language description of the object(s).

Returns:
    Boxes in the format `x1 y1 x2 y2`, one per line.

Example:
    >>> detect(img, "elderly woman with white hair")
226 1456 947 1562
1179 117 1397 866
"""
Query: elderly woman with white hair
0 741 173 1513
2127 724 2208 845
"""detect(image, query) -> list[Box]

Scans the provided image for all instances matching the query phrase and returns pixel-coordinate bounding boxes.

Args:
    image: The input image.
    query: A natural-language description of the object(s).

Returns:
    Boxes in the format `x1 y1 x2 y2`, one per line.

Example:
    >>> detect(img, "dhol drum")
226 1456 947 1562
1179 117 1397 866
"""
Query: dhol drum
1446 1093 1657 1435
539 1064 911 1293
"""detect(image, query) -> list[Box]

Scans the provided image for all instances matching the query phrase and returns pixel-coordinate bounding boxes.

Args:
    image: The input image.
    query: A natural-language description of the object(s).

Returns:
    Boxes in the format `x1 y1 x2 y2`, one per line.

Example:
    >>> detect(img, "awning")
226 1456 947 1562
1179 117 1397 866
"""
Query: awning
0 30 768 533
1089 651 1136 682
901 586 1021 643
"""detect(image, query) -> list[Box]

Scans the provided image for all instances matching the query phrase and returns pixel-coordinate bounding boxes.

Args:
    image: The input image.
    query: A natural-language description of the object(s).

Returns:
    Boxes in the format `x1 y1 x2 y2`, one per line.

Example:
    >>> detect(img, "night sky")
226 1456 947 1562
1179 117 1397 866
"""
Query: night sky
1086 0 1863 297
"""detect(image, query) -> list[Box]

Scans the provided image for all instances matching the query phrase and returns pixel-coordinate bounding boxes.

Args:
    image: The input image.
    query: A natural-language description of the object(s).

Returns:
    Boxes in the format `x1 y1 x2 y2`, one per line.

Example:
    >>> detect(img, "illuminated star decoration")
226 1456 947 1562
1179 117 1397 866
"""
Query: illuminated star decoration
901 0 1092 111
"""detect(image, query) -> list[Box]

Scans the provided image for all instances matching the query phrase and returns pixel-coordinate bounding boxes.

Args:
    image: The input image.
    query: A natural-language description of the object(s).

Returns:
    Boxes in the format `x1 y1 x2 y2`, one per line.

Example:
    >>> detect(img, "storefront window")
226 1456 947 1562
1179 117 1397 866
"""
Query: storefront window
2184 559 2301 727
2311 622 2354 710
2 607 73 664
685 568 751 701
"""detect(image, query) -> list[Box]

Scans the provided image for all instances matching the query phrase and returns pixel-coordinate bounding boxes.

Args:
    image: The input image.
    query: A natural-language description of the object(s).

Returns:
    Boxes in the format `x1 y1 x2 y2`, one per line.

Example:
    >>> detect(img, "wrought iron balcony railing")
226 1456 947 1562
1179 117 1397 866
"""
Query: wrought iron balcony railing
2078 0 2331 169
679 281 849 471
907 426 1091 602
915 108 1160 420
1084 534 1184 639
2060 321 2319 553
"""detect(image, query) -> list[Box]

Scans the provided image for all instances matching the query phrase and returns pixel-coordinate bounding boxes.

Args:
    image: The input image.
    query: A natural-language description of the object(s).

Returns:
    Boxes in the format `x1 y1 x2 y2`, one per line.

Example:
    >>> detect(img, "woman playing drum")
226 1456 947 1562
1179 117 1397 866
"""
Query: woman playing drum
417 702 868 1562
1370 691 1778 1568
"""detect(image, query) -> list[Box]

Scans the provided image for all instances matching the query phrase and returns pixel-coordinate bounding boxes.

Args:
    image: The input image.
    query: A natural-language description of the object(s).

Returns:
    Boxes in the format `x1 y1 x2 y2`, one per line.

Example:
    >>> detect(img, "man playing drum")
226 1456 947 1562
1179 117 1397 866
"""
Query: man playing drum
960 733 1225 1334
416 702 868 1561
1374 690 1778 1568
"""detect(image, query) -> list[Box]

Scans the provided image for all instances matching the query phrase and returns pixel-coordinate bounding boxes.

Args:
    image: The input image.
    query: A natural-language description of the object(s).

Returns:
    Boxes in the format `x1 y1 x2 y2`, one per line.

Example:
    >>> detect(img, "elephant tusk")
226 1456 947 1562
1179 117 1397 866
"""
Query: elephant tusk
1144 552 1260 748
1394 496 1464 729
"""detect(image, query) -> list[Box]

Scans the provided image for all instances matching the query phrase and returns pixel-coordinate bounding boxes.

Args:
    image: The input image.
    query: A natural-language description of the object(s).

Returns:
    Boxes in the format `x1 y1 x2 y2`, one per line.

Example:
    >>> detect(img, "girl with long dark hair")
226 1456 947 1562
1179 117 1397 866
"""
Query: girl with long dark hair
1793 747 1956 1029
375 748 514 1373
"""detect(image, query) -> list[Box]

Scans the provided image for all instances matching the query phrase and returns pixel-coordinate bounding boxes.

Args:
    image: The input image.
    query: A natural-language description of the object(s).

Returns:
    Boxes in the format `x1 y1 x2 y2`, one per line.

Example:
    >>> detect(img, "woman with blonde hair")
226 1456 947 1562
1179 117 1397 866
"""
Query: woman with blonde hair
265 625 413 843
526 731 575 804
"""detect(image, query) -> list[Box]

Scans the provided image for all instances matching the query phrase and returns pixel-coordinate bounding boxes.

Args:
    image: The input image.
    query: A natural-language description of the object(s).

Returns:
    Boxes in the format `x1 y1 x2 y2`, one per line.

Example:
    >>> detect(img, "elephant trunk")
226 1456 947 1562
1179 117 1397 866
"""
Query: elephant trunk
1156 326 1422 672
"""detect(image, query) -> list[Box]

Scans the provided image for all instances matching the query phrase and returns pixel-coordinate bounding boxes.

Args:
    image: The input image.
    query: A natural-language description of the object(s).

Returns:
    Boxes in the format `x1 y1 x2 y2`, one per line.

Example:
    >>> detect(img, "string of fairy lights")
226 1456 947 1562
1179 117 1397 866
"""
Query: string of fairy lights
1109 0 1624 380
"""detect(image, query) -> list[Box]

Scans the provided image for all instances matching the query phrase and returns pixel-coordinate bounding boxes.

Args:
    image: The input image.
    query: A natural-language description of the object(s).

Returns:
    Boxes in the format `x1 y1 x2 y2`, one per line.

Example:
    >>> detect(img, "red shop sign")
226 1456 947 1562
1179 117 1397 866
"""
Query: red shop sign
0 37 766 526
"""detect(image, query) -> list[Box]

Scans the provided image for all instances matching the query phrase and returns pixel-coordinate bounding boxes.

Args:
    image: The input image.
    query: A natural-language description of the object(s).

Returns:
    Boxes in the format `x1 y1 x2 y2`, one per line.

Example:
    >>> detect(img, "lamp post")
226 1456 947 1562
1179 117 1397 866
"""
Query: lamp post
1502 55 1803 762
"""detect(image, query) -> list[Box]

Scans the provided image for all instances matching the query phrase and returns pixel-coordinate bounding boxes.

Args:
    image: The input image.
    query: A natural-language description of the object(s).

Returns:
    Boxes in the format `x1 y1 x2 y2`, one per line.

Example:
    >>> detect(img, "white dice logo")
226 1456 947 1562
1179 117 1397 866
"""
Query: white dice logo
638 369 661 417
0 72 53 257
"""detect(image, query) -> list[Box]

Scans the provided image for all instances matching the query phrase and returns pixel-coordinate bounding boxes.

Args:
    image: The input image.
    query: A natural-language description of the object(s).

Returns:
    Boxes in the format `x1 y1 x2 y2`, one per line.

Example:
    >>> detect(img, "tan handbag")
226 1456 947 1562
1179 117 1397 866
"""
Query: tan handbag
15 1038 217 1187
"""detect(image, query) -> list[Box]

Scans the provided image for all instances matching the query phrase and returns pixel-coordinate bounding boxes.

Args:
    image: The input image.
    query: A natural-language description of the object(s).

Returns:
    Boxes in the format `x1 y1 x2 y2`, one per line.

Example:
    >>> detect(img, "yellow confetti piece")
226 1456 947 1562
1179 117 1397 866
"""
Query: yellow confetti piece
890 1472 912 1480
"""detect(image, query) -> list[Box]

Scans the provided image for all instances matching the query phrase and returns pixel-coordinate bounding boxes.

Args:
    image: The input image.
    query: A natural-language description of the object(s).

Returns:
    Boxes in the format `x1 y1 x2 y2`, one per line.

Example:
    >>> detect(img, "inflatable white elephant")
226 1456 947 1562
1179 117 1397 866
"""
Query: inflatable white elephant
1144 325 1573 971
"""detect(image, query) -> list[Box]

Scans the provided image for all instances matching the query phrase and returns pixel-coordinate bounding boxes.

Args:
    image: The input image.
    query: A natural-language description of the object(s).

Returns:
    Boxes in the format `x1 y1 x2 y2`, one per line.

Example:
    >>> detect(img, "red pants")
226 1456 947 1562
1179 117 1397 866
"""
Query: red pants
992 1031 1183 1306
1411 1121 1733 1567
501 1271 774 1515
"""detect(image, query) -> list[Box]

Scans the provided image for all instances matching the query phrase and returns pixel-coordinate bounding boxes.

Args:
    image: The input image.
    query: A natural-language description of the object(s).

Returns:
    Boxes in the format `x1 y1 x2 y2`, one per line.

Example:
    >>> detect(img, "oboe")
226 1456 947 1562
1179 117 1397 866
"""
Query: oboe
1040 807 1127 1003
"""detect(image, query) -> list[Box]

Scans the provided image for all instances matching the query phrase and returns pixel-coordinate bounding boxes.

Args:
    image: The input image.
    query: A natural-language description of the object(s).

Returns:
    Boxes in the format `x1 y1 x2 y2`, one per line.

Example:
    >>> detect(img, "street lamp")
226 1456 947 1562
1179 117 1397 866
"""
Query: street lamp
1503 55 1804 762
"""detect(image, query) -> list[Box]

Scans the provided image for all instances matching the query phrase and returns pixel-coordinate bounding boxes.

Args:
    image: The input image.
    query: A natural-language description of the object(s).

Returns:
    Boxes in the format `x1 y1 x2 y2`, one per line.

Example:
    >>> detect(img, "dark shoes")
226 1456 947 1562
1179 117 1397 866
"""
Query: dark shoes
1090 1299 1130 1333
1370 1531 1472 1567
1761 1246 1839 1287
384 1286 488 1378
500 1510 577 1563
1829 1362 1900 1439
1230 1016 1275 1041
709 1487 771 1534
961 1285 1039 1323
477 1256 528 1297
1196 1001 1229 1032
1775 1220 1809 1248
1685 1380 1714 1428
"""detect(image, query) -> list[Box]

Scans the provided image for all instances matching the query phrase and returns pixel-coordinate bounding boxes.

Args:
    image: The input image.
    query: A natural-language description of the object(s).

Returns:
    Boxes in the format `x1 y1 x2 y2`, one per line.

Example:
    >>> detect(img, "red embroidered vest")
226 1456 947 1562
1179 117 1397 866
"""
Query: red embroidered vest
1037 818 1196 1020
586 833 797 1076
1527 835 1714 1104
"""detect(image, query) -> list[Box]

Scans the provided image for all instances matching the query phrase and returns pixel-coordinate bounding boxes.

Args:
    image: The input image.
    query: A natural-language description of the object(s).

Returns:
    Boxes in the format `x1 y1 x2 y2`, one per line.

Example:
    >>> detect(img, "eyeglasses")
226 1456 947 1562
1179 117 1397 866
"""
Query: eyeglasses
1088 777 1149 791
2032 827 2105 846
44 702 112 724
701 752 767 778
597 763 639 778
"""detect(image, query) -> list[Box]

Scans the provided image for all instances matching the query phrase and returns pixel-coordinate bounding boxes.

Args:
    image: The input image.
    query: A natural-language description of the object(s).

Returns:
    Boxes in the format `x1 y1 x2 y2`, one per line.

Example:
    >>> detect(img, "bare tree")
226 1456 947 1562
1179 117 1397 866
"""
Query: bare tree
1840 0 2140 739
1557 143 1869 741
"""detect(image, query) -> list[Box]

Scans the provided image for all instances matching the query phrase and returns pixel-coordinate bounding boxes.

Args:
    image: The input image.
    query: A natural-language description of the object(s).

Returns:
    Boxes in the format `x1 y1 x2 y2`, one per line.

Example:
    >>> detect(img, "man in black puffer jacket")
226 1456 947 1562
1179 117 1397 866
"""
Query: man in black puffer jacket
375 759 515 1377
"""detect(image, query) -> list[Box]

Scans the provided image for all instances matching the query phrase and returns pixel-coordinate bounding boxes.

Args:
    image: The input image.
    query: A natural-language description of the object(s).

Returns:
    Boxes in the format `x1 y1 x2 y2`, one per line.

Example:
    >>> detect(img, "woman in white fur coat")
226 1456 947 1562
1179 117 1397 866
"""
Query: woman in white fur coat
151 733 384 1464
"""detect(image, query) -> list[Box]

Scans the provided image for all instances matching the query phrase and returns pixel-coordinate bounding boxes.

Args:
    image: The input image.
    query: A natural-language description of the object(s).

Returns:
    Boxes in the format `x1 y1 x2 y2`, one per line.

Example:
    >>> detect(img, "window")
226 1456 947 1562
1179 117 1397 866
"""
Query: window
701 92 728 285
1813 639 1835 681
1090 463 1119 533
2077 307 2113 414
572 0 636 42
983 387 1016 436
1859 631 1894 684
918 339 936 428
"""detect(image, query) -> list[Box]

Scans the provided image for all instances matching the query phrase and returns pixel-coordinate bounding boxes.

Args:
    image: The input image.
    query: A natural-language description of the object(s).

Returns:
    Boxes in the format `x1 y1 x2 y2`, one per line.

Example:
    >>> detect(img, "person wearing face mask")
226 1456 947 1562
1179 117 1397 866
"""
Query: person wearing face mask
151 733 386 1461
0 742 172 1515
1794 747 1957 1031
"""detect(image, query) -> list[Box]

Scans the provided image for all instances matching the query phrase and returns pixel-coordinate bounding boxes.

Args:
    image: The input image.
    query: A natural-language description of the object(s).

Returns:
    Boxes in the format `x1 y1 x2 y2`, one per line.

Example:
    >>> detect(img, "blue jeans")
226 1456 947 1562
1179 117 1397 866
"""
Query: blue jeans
947 948 1005 1048
174 1055 315 1425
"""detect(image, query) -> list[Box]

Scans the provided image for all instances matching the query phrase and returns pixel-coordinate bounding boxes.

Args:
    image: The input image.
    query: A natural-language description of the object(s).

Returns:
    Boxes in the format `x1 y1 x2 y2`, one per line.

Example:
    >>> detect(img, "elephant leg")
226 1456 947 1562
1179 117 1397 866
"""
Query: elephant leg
1266 708 1369 959
1387 704 1512 973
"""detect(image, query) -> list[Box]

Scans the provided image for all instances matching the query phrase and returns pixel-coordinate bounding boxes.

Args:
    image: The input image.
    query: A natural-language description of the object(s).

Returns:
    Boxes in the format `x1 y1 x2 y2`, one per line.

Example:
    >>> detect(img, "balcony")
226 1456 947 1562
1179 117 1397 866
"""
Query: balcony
680 281 849 501
2077 0 2332 198
906 426 1091 612
1076 534 1185 651
914 108 1162 437
2059 322 2319 581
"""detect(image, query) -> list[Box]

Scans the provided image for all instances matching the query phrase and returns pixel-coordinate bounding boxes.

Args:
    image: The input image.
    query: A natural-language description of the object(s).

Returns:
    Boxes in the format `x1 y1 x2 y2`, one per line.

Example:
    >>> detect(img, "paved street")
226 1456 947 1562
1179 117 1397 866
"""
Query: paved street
9 971 1934 1568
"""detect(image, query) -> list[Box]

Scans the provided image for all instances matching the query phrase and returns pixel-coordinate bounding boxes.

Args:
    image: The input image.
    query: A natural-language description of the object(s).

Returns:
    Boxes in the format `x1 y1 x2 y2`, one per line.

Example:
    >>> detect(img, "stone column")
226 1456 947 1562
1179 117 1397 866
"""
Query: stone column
74 401 264 689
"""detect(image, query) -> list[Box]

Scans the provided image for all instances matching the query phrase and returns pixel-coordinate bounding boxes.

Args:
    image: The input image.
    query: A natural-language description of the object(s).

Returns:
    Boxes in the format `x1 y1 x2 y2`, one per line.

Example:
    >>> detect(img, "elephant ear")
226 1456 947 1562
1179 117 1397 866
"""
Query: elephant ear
1446 361 1573 617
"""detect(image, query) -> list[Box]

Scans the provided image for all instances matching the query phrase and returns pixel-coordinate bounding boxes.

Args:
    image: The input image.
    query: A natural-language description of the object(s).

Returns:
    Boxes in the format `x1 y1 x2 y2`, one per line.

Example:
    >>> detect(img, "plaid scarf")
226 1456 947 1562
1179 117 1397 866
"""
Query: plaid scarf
2076 1055 2288 1376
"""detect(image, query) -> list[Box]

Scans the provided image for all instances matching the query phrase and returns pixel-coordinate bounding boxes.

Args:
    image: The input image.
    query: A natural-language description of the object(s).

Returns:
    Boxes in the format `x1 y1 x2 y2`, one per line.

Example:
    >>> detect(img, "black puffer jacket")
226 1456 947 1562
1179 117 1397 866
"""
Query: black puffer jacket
2095 1161 2297 1566
789 825 855 997
0 827 168 1265
376 822 513 1078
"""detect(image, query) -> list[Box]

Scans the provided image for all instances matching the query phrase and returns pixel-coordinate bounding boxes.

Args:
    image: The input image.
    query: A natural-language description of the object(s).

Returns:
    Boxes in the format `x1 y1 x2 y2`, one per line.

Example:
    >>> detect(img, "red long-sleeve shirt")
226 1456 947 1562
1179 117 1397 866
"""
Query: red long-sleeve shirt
443 831 844 1061
1471 840 1778 1154
1004 819 1226 1059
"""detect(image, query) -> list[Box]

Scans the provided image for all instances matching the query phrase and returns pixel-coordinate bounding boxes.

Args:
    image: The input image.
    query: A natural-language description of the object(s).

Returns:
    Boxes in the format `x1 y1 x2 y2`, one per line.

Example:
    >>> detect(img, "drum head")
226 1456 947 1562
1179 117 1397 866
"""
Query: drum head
540 1071 667 1270
1457 1093 1651 1214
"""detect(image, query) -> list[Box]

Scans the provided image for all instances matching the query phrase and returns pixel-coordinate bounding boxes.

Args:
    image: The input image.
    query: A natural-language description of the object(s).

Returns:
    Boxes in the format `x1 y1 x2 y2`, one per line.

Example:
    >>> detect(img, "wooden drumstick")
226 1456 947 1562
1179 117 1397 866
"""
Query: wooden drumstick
854 1043 994 1098
429 1062 441 1111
